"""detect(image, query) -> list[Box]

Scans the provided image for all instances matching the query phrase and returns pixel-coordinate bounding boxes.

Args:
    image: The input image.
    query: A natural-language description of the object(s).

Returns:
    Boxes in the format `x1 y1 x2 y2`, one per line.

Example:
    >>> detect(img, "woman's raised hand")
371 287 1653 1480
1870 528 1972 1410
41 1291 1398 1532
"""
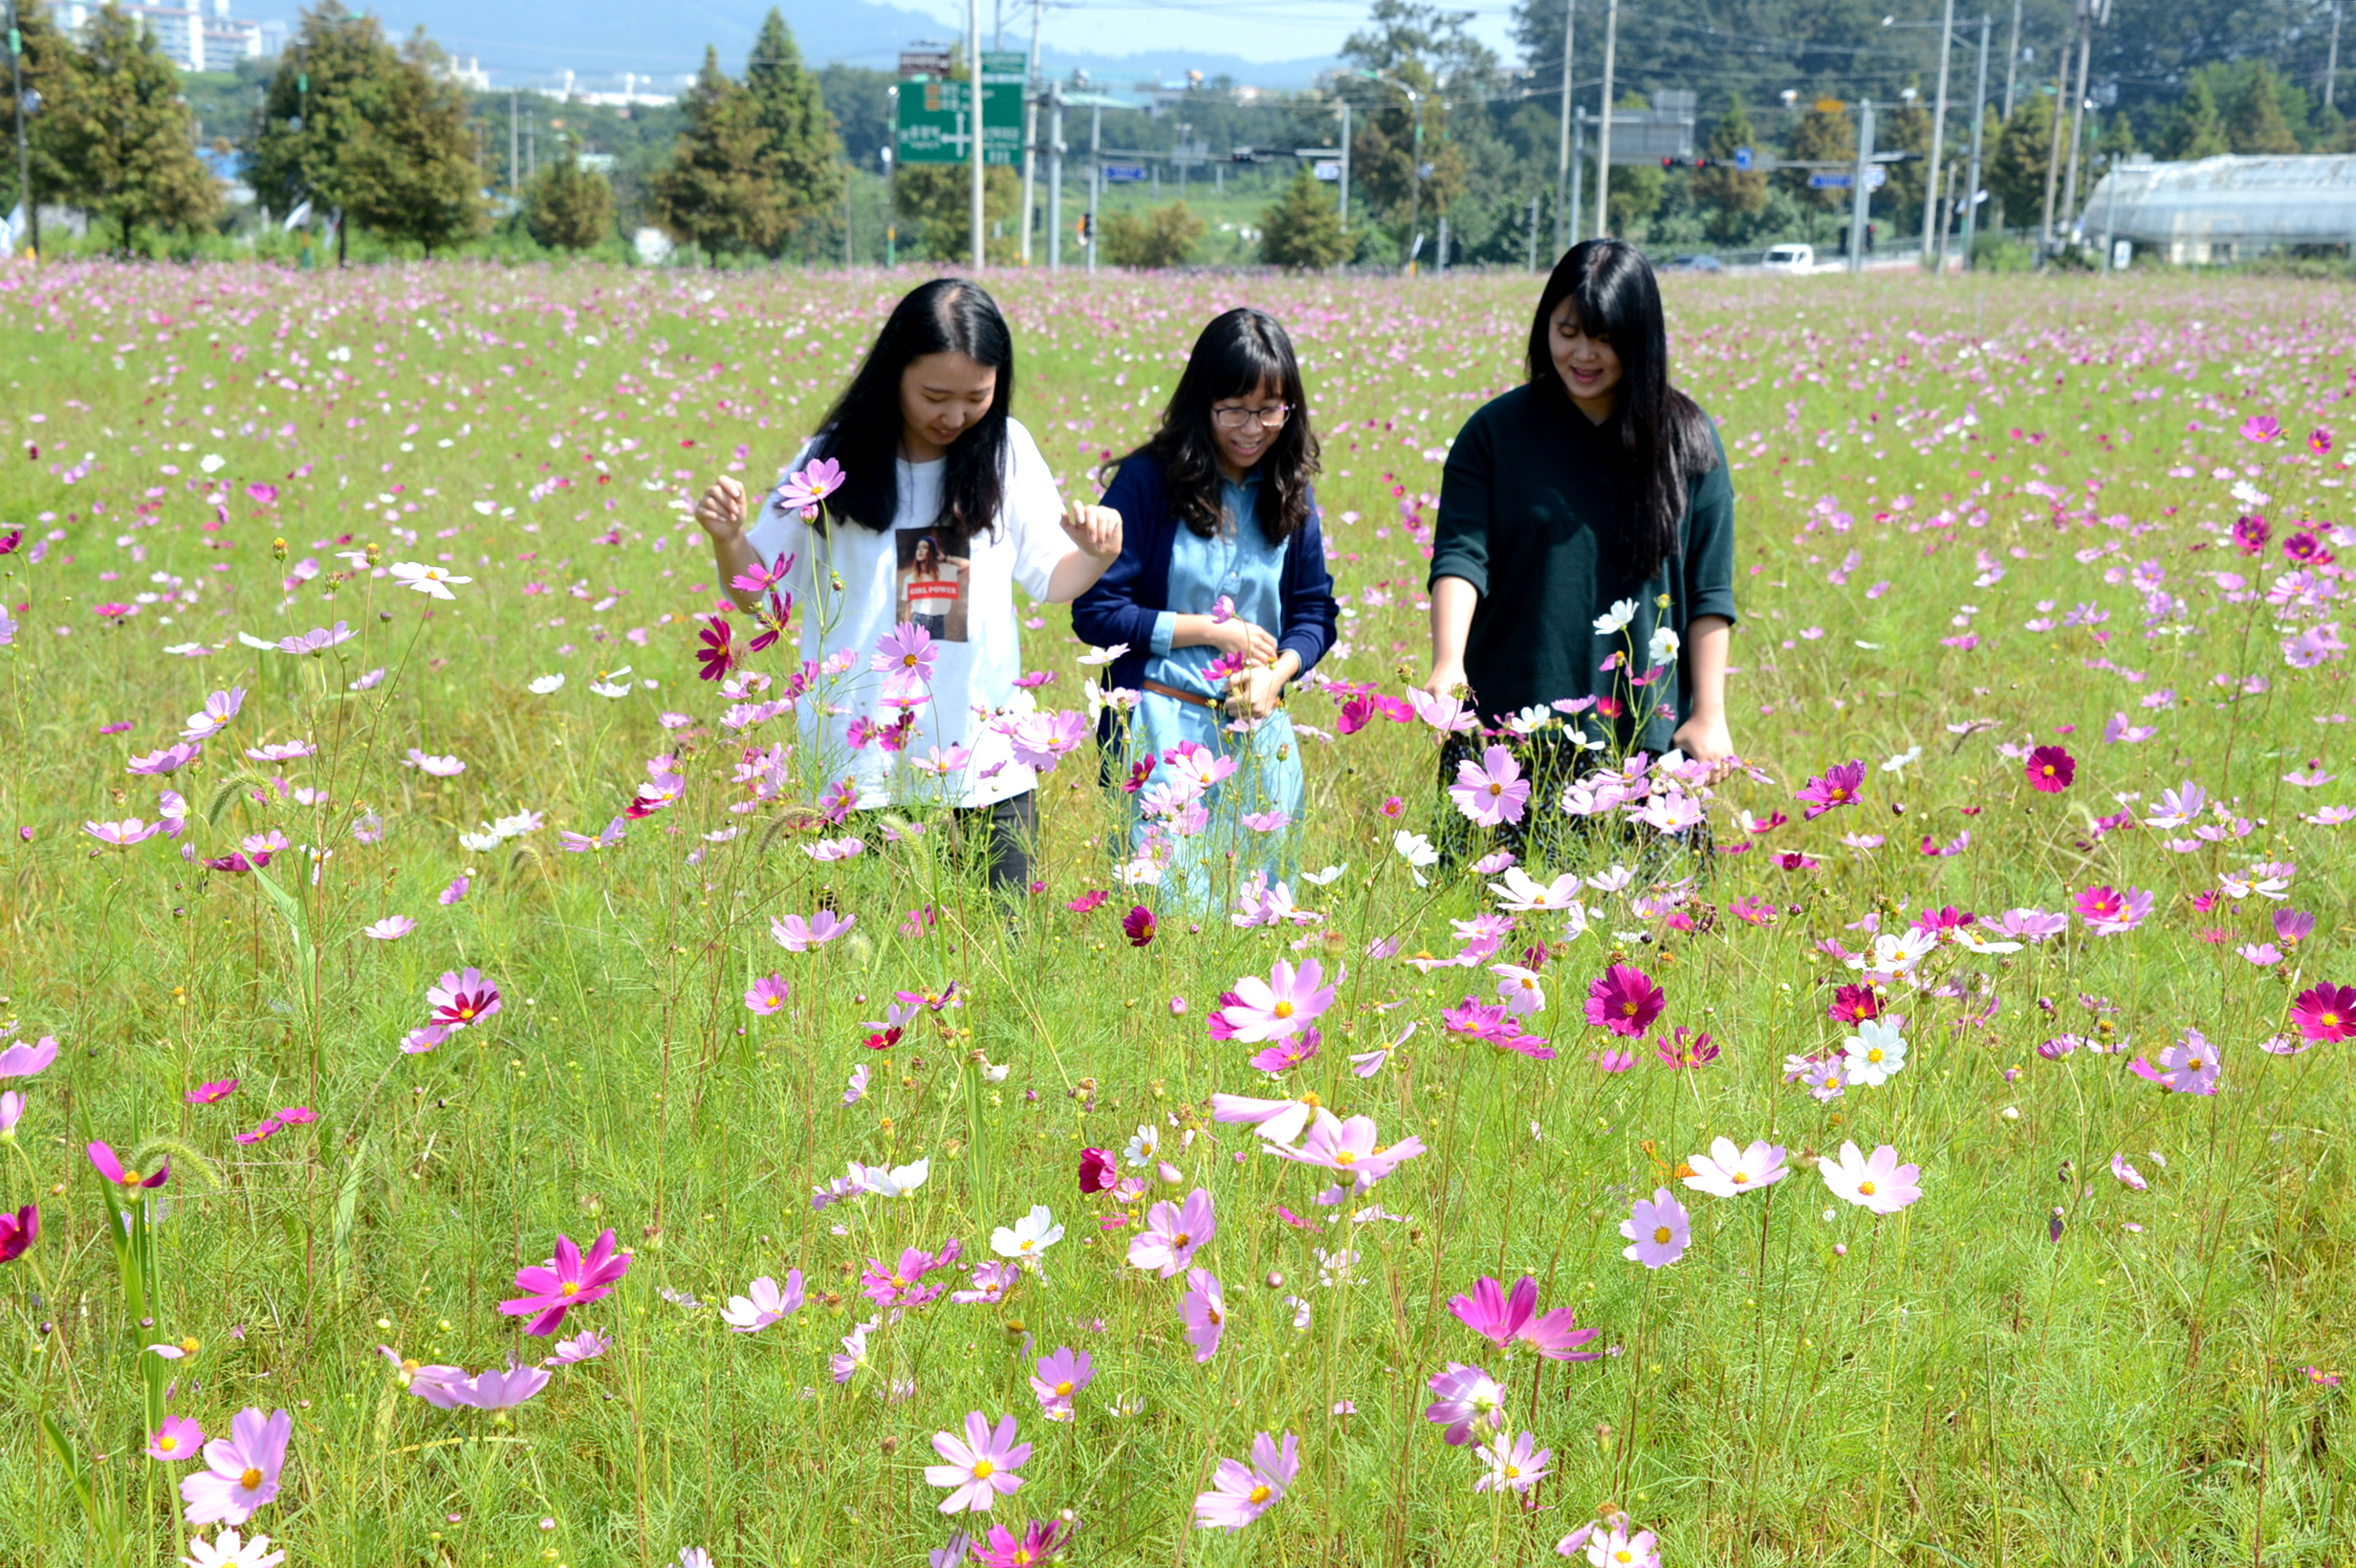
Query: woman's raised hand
1060 499 1123 561
694 476 749 542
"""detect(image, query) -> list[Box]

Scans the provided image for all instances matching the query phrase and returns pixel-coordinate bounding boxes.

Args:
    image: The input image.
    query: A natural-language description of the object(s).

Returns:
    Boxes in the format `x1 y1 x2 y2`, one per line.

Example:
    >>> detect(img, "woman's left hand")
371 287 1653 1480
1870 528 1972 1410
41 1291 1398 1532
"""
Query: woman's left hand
1671 709 1737 781
1061 501 1123 561
1226 666 1286 721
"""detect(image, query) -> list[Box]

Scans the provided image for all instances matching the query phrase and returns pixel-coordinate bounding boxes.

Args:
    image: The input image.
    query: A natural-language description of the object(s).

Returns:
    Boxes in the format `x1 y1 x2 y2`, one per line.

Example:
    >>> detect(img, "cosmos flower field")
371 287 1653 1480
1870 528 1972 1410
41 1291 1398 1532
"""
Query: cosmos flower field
1 259 2353 1568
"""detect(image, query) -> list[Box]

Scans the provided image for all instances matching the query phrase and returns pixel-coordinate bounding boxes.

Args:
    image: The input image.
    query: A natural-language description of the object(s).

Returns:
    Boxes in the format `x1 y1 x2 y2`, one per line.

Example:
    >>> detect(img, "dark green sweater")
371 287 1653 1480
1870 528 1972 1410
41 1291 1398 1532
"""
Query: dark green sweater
1429 381 1738 755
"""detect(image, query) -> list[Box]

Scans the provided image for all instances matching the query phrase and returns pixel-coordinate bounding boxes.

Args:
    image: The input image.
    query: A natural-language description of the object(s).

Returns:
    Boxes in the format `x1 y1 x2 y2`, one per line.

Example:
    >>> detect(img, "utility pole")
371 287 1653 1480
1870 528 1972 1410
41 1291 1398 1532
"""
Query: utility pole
2057 0 2102 255
1960 14 1991 267
2037 9 2071 256
1568 107 1585 247
1920 0 1956 270
1593 0 1619 235
509 89 519 193
969 0 985 271
1406 91 1424 272
1847 98 1876 274
1046 81 1063 271
8 0 33 261
1017 0 1041 266
1526 193 1539 270
1553 0 1575 253
1337 98 1351 229
2001 0 2023 118
1086 100 1100 273
2328 0 2343 110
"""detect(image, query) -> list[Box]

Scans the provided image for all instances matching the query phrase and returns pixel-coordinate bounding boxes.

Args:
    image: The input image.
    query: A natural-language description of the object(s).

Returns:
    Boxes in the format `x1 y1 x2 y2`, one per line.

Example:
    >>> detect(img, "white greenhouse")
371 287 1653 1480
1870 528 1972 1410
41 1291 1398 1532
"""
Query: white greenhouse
2079 155 2356 264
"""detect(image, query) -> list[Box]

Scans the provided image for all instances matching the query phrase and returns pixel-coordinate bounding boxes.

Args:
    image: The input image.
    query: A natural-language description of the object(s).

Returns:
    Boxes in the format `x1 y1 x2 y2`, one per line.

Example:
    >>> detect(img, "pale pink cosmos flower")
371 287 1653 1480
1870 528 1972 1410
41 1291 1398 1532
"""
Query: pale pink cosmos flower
1211 958 1338 1043
425 968 500 1030
1181 1267 1225 1361
1619 1187 1691 1268
924 1411 1030 1514
147 1414 206 1463
363 916 415 942
1425 1361 1506 1446
2110 1153 2149 1191
0 1034 59 1078
1029 1345 1094 1420
178 1406 291 1525
1449 745 1531 827
995 709 1091 773
771 910 856 950
1682 1137 1789 1198
1581 1524 1662 1568
1209 1090 1326 1146
1127 1187 1214 1278
1819 1142 1922 1214
544 1329 611 1366
179 1528 286 1568
438 1357 551 1410
179 686 247 742
1475 1429 1551 1494
1270 1108 1428 1191
1491 963 1547 1015
873 621 939 702
1193 1431 1299 1531
777 457 846 517
744 974 791 1014
2156 1030 2221 1094
86 817 163 847
719 1271 805 1333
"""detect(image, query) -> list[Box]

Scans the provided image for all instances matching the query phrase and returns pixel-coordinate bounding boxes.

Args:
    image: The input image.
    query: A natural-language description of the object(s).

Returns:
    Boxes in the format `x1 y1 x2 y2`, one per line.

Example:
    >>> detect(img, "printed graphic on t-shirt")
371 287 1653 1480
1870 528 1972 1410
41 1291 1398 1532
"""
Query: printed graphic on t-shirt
896 530 971 642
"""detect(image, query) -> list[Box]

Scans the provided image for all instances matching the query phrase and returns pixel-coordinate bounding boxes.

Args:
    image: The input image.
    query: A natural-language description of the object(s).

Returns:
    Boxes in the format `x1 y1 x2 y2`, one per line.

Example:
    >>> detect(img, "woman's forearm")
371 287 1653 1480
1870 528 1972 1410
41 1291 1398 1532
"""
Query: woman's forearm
1169 613 1227 650
709 529 767 615
1045 547 1115 604
1685 614 1732 721
1426 576 1479 686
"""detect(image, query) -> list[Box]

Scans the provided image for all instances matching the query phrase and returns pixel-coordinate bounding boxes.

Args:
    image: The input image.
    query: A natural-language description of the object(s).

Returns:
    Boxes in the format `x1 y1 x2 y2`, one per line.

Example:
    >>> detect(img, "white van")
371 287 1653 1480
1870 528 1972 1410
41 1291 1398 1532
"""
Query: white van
1760 243 1816 274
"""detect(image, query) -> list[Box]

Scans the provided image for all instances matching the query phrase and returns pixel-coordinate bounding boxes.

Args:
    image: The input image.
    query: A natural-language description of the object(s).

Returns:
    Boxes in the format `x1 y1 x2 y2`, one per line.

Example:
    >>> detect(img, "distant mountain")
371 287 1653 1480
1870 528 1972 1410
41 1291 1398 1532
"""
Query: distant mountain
229 0 1334 87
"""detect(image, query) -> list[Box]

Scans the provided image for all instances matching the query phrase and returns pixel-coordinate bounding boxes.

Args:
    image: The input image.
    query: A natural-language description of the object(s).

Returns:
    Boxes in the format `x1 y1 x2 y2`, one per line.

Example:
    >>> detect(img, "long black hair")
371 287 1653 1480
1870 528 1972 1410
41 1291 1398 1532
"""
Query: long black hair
809 278 1014 546
1527 239 1718 580
1142 308 1320 543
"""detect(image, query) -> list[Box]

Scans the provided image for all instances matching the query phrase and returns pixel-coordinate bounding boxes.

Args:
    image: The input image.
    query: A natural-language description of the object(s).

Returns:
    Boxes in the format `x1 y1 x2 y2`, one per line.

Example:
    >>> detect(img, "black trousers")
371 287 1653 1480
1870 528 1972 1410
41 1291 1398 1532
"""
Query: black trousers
952 789 1037 896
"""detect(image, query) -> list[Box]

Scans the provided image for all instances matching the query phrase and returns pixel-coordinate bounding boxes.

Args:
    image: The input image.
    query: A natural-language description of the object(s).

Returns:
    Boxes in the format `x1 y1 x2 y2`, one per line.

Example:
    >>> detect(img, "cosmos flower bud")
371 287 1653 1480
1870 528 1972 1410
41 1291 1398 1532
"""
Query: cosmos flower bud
1156 1161 1184 1187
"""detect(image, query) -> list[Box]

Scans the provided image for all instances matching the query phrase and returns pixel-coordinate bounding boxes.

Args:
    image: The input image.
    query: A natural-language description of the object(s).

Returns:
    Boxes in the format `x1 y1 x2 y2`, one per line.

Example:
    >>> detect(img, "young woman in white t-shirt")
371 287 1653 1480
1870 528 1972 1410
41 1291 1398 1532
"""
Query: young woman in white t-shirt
693 278 1123 892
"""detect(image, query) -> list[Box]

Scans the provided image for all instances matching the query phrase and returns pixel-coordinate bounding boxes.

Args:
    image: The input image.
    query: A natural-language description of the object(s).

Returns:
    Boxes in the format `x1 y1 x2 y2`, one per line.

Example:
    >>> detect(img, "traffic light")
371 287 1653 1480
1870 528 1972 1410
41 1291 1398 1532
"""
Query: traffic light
1077 213 1094 242
1660 155 1712 170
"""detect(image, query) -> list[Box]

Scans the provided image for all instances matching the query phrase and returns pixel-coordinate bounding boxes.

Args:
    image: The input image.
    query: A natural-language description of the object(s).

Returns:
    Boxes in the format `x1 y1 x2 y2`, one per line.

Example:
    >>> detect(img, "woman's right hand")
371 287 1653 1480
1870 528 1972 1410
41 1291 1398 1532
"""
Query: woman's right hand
694 476 748 543
1422 661 1468 701
1211 618 1279 666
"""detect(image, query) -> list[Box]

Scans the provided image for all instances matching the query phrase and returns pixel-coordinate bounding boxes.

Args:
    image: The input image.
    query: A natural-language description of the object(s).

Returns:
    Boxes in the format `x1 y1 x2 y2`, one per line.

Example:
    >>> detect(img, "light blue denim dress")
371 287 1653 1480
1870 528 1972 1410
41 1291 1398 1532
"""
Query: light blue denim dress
1126 471 1305 912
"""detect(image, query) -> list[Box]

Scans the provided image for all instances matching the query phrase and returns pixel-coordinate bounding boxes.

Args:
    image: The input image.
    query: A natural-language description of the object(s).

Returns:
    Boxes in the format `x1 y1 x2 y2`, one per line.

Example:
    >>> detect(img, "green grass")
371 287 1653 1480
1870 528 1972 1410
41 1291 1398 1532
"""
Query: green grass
0 262 2352 1567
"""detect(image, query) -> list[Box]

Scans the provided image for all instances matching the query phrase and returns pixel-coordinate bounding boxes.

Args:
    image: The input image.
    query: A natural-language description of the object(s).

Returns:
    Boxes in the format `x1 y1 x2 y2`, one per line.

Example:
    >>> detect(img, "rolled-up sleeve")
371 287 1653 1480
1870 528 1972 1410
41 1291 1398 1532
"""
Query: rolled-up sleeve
1070 460 1167 654
1277 504 1338 676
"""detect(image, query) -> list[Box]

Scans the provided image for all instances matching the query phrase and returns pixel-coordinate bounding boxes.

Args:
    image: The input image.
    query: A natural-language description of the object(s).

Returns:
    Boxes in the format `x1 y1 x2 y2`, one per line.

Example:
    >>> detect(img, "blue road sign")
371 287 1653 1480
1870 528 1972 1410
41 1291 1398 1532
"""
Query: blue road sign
1734 146 1753 171
1808 171 1854 190
1103 163 1148 184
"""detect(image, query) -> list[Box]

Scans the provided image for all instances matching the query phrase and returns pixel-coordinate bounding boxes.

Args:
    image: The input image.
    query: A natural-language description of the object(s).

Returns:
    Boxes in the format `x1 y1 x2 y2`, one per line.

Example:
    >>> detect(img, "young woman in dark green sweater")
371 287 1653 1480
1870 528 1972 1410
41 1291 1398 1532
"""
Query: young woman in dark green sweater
1424 239 1737 777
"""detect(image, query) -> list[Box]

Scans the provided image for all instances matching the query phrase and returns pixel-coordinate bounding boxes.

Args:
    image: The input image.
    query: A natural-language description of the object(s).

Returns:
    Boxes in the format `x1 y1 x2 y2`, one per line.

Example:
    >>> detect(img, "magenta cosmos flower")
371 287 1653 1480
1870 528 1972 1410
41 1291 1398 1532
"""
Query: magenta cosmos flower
88 1141 170 1189
1449 745 1531 827
425 968 502 1030
2025 745 2075 794
1127 1187 1214 1277
1122 904 1156 947
1794 759 1865 818
973 1520 1073 1568
1445 1274 1602 1359
1619 1187 1691 1268
1584 963 1665 1037
2291 983 2356 1042
1211 957 1338 1043
2074 884 2152 936
179 1406 291 1525
0 1203 37 1263
1078 1146 1117 1193
1193 1431 1298 1532
693 615 736 682
1819 1142 1922 1214
499 1229 630 1336
925 1411 1030 1514
1181 1268 1226 1362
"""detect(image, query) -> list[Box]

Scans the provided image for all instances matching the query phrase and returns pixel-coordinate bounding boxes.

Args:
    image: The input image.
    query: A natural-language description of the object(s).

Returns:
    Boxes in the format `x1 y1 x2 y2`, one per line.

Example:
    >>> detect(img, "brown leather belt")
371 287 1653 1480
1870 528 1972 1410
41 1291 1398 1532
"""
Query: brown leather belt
1140 676 1287 712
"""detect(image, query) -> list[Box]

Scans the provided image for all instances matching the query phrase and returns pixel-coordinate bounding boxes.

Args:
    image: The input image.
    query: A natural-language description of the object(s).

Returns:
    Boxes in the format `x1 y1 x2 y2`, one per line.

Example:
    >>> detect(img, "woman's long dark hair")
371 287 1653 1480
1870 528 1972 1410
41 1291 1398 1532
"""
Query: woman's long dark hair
809 278 1014 546
1142 308 1320 543
1526 239 1718 580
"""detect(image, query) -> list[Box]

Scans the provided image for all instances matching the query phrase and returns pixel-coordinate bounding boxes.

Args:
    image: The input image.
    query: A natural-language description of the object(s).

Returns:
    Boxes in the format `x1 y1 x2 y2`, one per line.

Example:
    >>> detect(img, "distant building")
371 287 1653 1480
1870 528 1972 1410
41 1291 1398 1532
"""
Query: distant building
527 70 679 108
439 54 491 92
54 0 273 71
2083 155 2356 264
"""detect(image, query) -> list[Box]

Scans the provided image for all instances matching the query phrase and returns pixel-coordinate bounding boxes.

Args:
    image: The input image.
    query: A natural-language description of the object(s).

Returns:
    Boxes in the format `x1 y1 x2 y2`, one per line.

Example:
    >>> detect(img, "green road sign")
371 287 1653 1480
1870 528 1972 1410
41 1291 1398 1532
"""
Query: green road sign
896 75 1024 166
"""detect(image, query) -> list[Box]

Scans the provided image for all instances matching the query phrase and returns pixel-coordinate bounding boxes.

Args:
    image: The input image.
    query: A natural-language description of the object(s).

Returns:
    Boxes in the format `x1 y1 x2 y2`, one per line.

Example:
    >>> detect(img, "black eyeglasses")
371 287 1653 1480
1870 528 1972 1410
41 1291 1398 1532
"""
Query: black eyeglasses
1210 403 1292 430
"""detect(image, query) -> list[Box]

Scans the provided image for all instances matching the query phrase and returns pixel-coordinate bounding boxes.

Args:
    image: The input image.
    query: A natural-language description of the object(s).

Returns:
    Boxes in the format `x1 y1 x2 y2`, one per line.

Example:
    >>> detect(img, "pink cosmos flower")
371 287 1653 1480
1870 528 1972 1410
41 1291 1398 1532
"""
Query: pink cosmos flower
2156 1030 2221 1095
146 1413 205 1463
1448 745 1531 827
1584 964 1665 1037
2240 413 2281 444
185 1078 238 1104
1475 1429 1552 1494
2074 884 2153 936
972 1520 1074 1567
1819 1142 1922 1213
85 817 163 847
1271 1108 1428 1191
127 742 204 775
1619 1187 1691 1268
1446 1274 1602 1359
1193 1431 1298 1532
1078 1147 1117 1193
440 1357 553 1409
1181 1267 1226 1361
179 1406 291 1525
1127 1187 1214 1277
694 616 736 682
2110 1153 2148 1191
88 1140 170 1188
363 917 415 942
720 1271 805 1333
499 1230 630 1336
924 1411 1030 1514
1794 759 1865 818
425 968 501 1029
0 1203 38 1262
1029 1345 1094 1418
777 457 846 517
1580 1524 1662 1567
1425 1361 1506 1446
873 622 939 701
2291 983 2356 1041
1682 1137 1789 1197
1212 958 1338 1043
0 1034 58 1078
995 709 1090 773
2025 745 2075 794
771 910 855 950
744 974 791 1014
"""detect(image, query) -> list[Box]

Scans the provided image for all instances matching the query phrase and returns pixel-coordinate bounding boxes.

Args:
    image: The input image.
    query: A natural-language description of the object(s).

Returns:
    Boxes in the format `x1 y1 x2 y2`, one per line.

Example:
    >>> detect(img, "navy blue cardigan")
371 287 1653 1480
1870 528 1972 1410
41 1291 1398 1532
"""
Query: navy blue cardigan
1071 453 1340 738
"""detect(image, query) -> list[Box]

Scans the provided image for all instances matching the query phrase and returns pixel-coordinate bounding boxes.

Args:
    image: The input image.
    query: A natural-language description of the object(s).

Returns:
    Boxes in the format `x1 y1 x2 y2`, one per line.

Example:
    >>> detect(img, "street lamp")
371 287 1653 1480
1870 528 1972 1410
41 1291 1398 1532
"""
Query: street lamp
1356 69 1425 271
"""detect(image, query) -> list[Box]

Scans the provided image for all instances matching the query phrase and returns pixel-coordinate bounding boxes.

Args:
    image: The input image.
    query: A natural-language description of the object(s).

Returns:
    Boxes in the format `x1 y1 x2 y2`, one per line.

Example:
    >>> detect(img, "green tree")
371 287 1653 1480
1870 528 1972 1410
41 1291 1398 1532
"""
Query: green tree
2225 62 2300 153
1779 104 1855 212
340 32 483 254
524 143 614 250
1987 95 2056 229
2162 76 2230 159
895 163 1017 263
47 3 221 250
1258 169 1349 269
1692 95 1768 240
1876 85 1931 229
744 9 844 245
246 3 399 261
1102 200 1205 268
0 0 76 223
1340 0 1498 262
653 47 790 258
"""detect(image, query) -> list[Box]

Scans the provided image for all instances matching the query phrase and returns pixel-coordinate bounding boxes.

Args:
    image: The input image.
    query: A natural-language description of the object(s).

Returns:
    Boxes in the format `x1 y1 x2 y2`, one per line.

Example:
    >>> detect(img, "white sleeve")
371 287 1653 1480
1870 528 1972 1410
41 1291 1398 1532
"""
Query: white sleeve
1000 420 1069 602
745 441 819 596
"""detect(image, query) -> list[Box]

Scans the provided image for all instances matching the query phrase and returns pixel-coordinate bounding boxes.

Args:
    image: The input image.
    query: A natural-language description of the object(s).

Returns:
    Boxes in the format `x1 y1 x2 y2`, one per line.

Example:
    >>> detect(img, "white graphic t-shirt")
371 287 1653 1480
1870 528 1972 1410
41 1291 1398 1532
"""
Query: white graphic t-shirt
747 418 1069 811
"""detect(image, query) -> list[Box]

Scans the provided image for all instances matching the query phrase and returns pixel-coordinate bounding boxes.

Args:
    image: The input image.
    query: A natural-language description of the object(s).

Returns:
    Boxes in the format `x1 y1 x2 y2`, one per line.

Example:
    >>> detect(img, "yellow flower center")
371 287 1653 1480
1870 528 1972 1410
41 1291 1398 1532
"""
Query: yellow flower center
1866 1047 1885 1064
1622 1001 1638 1015
1055 1380 1074 1396
1019 1239 1035 1251
1334 1149 1357 1165
180 1337 201 1355
1504 1464 1521 1479
1301 1091 1321 1108
902 653 920 668
559 1281 580 1296
457 1005 475 1020
1488 782 1504 797
1274 1000 1295 1018
1014 1553 1035 1567
120 1169 143 1186
1248 1484 1273 1504
159 1435 179 1453
1859 1181 1877 1196
239 1467 264 1490
1652 1226 1672 1245
2041 765 2057 777
1172 1233 1190 1249
2324 1012 2343 1028
2188 1057 2205 1072
971 1460 995 1480
1732 1171 1750 1185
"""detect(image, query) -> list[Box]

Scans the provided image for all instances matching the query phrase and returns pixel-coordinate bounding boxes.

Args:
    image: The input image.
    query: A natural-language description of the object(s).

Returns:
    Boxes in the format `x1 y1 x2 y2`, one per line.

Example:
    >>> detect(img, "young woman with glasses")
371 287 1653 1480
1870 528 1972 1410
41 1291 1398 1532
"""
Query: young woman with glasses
1072 307 1339 908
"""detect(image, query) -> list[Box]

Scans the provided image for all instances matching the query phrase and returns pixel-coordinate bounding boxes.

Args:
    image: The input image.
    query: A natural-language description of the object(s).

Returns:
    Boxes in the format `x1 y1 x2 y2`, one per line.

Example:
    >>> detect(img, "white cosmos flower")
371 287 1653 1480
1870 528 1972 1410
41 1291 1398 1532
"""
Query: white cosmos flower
388 561 472 599
527 673 565 695
181 1528 287 1568
589 666 635 699
1123 1124 1160 1165
1842 1018 1909 1087
1593 598 1638 635
990 1204 1065 1261
1647 625 1680 665
852 1159 929 1199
